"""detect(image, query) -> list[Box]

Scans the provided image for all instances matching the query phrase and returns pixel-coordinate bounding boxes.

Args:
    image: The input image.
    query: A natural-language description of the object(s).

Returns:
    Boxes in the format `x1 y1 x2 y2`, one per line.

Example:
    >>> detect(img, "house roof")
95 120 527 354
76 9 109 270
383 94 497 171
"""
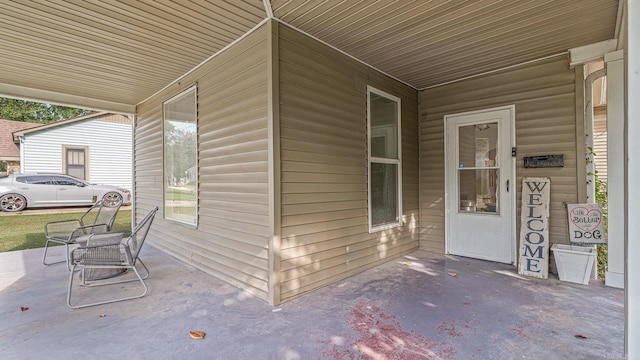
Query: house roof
0 119 40 160
0 1 623 114
11 112 131 139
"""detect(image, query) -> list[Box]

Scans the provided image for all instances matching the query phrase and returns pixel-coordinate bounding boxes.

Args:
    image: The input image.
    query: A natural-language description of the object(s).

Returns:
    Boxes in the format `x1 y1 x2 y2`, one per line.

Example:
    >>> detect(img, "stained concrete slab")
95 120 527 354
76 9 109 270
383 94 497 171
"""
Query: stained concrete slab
0 245 624 359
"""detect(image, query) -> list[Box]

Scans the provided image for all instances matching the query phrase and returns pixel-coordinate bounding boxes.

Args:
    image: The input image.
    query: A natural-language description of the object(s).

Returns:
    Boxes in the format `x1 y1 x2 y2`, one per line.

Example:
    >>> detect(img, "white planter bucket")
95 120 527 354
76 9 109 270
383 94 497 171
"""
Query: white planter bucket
551 244 596 285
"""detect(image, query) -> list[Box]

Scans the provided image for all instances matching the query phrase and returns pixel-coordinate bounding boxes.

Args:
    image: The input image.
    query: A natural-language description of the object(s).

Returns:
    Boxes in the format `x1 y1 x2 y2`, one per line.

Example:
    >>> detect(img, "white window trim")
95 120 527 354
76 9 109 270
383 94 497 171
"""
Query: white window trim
367 86 403 232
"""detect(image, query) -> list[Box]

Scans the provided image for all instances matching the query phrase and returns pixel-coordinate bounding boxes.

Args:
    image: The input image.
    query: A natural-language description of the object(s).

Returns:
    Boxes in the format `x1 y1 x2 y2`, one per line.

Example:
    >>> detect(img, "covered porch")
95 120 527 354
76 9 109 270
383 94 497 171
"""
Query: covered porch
1 0 638 355
1 245 623 359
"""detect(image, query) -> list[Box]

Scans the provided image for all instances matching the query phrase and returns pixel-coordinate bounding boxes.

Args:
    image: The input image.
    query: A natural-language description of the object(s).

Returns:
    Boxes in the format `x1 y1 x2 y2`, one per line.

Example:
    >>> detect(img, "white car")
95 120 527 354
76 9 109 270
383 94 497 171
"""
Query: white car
0 173 131 212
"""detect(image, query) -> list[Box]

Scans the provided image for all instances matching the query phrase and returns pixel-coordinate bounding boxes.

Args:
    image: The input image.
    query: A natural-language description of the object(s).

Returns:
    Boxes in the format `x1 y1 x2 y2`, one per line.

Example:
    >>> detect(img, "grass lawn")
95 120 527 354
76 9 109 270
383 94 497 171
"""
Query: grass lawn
0 210 132 253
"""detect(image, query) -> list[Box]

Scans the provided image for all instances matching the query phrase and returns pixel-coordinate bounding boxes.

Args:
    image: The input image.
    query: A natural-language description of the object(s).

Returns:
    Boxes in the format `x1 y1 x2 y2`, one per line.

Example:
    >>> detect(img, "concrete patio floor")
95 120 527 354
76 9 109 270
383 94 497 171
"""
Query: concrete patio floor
0 245 624 360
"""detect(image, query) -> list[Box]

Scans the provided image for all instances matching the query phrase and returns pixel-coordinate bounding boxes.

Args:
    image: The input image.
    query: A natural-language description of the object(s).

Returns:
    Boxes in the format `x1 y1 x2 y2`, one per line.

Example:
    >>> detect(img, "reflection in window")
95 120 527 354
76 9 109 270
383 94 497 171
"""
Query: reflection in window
368 86 402 231
457 122 499 214
163 86 197 225
459 169 499 213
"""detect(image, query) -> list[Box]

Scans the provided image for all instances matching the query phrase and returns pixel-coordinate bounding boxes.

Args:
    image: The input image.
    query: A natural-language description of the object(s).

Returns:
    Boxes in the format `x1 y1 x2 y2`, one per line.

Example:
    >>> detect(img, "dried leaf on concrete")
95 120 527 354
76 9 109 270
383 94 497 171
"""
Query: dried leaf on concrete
189 331 205 340
20 307 28 312
447 272 458 277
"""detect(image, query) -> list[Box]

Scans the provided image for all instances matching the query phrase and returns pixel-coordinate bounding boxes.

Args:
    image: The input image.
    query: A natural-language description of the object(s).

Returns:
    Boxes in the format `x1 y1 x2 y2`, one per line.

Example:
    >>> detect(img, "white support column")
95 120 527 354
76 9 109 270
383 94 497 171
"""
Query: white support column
606 50 625 288
586 68 607 204
626 0 640 357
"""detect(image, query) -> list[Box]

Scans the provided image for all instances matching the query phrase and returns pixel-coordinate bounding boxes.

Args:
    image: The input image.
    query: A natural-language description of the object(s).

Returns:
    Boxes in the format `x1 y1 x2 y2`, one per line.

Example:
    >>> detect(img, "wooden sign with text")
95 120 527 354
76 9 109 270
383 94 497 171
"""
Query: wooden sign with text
518 177 550 279
567 204 606 244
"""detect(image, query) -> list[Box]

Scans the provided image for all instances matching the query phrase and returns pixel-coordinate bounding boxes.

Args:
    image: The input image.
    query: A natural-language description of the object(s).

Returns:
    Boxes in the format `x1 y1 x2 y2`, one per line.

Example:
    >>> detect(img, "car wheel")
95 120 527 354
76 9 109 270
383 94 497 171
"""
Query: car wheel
0 194 27 212
102 192 123 207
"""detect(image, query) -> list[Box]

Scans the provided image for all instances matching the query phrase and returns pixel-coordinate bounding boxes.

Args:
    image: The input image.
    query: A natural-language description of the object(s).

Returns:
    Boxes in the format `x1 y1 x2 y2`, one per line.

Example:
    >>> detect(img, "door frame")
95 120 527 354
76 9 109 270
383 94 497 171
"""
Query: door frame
444 105 517 264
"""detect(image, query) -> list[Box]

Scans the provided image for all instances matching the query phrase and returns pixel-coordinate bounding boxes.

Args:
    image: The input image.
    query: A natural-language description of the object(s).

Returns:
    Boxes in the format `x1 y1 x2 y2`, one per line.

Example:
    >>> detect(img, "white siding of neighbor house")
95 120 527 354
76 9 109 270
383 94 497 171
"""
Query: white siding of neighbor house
419 56 581 261
21 115 132 190
135 25 272 301
593 106 608 182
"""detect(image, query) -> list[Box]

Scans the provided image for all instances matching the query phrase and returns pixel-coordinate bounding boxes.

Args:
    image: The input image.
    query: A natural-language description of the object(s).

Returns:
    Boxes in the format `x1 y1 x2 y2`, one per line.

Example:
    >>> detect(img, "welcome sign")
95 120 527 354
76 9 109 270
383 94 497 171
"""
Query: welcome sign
518 177 550 279
567 204 606 244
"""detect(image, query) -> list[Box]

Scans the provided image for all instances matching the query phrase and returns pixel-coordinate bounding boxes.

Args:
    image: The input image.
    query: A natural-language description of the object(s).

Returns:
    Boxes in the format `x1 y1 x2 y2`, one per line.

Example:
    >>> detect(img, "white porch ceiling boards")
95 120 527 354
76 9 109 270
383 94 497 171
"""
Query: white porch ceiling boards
0 0 266 111
271 0 619 89
0 1 619 112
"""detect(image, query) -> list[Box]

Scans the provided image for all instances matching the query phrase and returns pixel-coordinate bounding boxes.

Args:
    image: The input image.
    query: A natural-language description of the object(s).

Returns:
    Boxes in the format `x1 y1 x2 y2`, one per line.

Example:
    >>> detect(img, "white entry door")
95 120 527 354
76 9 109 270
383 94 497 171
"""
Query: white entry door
445 106 515 264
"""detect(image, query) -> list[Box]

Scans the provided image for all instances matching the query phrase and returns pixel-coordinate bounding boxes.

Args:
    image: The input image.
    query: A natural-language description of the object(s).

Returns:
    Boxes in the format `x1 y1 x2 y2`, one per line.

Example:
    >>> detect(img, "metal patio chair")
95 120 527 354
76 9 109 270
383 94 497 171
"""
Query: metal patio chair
43 200 122 270
67 207 158 309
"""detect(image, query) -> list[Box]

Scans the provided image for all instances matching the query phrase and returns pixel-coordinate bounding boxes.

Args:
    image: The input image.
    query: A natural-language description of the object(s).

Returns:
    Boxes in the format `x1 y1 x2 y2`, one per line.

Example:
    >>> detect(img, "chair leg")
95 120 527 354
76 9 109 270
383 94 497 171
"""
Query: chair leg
68 264 79 308
68 264 148 309
137 258 150 280
43 240 71 270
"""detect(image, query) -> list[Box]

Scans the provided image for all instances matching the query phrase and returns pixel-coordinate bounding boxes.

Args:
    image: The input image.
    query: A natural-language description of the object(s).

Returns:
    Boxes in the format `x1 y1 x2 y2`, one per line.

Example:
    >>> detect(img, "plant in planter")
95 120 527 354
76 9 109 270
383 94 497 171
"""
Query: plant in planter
594 173 608 279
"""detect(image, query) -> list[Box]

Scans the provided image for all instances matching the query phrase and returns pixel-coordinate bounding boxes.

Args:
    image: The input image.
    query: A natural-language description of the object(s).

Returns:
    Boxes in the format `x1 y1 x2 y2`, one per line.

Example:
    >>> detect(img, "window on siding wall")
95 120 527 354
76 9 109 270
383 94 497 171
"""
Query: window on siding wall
367 86 402 232
62 145 88 180
163 86 198 225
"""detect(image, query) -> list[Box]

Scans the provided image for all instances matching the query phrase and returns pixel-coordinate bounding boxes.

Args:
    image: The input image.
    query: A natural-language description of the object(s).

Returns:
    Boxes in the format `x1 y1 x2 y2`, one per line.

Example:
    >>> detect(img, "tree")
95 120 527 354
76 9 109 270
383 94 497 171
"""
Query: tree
164 121 197 186
0 98 93 124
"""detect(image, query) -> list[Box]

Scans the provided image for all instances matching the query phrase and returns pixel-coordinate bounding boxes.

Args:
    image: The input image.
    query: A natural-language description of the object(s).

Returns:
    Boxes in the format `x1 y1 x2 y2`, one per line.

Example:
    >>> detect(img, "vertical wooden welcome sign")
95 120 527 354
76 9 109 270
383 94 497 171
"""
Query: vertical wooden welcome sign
518 177 551 279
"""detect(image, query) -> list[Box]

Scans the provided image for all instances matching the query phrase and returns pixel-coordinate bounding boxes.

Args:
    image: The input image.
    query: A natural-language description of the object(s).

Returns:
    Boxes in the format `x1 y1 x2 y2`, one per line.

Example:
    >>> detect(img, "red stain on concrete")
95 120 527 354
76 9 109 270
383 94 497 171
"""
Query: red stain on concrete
511 319 542 339
318 302 455 360
436 320 462 338
610 291 624 302
461 320 479 335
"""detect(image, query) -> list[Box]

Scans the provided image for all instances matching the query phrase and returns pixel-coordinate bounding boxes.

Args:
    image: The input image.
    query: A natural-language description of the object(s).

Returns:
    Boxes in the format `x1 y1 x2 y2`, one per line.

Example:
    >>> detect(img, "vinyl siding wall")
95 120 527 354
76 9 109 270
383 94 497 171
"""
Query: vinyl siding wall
21 115 132 190
419 56 580 259
135 25 271 301
277 24 420 302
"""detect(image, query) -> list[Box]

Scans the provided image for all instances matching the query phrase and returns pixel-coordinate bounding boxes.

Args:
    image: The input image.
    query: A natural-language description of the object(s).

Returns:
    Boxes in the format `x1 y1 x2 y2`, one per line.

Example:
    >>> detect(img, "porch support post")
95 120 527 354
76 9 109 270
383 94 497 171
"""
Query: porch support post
605 50 625 288
626 0 640 356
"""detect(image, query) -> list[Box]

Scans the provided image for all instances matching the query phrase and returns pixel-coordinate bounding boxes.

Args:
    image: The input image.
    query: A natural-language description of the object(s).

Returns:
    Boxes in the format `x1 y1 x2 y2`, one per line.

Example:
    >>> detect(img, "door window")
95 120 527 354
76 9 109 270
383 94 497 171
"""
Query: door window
457 122 499 214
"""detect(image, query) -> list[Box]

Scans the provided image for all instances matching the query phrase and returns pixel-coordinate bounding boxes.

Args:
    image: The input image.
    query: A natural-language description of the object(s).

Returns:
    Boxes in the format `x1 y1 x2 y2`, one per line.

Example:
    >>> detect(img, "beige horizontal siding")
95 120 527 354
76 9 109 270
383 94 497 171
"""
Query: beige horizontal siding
277 23 419 302
420 55 579 256
135 25 271 300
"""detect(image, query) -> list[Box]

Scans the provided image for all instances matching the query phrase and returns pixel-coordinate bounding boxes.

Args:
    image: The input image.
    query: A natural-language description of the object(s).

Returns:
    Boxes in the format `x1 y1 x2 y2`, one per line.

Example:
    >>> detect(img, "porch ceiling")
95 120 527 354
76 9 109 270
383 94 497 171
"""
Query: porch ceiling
0 0 619 113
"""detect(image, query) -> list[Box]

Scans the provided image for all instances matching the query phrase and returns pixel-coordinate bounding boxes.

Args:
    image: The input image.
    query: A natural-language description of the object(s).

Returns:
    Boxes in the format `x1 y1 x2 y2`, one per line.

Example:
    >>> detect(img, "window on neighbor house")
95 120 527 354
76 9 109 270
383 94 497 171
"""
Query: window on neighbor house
367 86 402 232
63 146 88 180
163 86 198 225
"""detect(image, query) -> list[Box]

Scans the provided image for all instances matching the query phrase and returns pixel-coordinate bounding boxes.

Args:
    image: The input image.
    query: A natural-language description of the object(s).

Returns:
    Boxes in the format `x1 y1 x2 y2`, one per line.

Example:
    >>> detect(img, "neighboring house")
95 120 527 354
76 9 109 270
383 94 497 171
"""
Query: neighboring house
593 106 608 182
0 119 40 174
588 61 609 183
12 112 132 191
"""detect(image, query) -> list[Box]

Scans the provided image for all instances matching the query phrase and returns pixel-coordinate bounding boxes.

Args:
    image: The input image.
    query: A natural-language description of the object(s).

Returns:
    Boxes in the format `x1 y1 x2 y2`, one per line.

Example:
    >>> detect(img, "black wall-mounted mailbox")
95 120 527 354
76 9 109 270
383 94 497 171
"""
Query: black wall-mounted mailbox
523 154 564 168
